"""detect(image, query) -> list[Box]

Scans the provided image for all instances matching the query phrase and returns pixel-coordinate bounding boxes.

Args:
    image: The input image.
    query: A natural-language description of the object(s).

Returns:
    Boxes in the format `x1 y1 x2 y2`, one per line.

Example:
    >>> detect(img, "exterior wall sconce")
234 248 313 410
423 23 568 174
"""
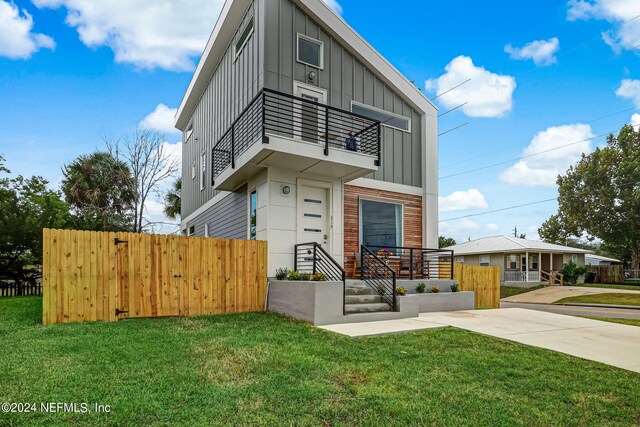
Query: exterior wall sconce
282 185 291 195
308 71 317 82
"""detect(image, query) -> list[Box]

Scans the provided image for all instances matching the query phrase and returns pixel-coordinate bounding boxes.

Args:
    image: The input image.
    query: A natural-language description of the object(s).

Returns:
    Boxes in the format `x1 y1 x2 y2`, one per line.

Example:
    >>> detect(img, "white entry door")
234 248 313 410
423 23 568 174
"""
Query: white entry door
293 81 327 143
297 182 330 249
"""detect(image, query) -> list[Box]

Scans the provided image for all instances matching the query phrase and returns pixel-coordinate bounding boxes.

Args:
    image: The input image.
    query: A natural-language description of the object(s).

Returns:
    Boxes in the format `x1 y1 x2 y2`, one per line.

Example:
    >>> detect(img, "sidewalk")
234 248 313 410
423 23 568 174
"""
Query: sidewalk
501 285 640 304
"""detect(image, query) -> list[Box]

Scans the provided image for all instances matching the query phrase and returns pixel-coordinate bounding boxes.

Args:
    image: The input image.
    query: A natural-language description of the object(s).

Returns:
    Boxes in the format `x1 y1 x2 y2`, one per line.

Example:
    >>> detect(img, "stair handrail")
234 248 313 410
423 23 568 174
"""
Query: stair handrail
360 245 397 311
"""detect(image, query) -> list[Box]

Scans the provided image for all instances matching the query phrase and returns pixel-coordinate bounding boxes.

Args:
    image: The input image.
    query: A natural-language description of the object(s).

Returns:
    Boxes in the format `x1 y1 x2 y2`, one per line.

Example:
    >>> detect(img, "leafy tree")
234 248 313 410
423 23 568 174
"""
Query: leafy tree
0 157 71 288
61 152 135 231
439 236 457 248
107 131 179 232
539 124 640 269
163 178 181 220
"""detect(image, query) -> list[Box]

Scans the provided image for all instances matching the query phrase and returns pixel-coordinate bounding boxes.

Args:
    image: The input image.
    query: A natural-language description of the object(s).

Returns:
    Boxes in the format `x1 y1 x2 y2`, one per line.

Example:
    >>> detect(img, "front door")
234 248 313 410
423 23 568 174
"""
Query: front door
297 181 330 250
293 81 327 143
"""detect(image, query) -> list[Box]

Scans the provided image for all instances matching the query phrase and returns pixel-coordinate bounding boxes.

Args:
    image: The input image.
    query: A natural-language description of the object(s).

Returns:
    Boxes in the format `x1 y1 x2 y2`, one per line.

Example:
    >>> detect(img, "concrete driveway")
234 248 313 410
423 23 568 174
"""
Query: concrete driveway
419 308 640 373
501 285 640 304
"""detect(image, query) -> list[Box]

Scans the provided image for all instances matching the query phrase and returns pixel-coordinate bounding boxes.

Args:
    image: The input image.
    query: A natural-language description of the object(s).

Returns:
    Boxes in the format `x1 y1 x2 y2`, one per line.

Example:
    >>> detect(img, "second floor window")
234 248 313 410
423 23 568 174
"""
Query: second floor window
297 34 324 69
200 152 206 191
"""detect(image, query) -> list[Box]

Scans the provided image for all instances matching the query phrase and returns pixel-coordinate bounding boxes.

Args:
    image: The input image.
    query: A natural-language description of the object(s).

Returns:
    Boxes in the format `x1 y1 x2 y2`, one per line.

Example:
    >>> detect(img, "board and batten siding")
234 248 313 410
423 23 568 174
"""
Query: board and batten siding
182 1 264 219
187 185 249 239
263 0 422 188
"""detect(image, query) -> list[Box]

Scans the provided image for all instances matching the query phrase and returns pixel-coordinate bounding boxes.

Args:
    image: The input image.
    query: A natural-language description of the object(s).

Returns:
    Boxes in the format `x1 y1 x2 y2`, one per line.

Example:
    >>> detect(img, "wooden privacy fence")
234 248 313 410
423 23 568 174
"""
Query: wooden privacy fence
587 265 624 284
454 263 500 309
42 229 268 325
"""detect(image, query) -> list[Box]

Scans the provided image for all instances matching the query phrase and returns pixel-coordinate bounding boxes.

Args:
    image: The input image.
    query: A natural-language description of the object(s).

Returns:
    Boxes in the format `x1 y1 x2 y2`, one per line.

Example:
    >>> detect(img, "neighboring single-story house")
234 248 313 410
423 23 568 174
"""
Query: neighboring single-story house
444 236 593 285
585 254 622 266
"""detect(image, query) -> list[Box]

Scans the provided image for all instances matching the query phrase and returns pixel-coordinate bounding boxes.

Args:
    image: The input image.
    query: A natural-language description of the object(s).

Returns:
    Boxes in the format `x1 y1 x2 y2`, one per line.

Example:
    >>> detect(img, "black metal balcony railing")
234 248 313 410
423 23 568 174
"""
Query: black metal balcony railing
363 246 455 280
212 88 381 184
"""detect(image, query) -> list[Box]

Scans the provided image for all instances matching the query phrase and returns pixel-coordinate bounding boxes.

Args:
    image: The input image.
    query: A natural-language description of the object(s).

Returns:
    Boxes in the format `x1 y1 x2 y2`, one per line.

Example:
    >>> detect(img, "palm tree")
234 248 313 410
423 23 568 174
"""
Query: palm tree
61 152 135 231
164 178 181 220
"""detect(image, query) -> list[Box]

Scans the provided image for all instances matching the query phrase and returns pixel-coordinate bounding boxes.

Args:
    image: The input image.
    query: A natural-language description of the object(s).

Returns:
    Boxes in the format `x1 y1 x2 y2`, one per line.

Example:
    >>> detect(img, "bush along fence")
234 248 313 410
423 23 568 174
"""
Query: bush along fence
453 263 500 309
0 282 42 297
42 229 268 325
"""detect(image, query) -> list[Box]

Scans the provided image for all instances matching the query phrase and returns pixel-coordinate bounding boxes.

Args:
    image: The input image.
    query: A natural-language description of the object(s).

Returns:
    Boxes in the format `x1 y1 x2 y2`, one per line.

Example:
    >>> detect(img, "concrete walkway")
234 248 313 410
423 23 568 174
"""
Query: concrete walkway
501 285 640 304
321 308 640 373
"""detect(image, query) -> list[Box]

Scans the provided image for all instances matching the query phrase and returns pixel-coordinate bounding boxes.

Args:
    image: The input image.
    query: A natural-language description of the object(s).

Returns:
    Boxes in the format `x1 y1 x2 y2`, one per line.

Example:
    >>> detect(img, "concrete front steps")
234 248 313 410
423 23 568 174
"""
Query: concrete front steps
344 280 392 314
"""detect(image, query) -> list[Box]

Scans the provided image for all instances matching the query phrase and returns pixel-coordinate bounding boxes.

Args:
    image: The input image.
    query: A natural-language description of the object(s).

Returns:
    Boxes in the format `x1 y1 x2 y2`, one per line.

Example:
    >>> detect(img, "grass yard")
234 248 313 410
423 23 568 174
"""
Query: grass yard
581 316 640 327
1 297 640 426
556 293 640 307
500 285 545 299
574 283 640 292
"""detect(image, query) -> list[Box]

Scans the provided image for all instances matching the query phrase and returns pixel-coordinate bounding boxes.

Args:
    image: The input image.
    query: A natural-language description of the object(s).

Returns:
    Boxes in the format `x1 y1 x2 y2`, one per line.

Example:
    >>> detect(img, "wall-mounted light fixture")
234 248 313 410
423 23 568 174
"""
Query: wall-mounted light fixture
282 185 291 195
308 71 317 82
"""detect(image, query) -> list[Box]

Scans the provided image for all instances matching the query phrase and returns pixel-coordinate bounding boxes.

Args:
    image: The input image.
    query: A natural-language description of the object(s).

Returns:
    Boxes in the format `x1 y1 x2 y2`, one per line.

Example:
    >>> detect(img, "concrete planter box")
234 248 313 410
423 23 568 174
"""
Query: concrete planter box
398 291 475 313
397 280 457 294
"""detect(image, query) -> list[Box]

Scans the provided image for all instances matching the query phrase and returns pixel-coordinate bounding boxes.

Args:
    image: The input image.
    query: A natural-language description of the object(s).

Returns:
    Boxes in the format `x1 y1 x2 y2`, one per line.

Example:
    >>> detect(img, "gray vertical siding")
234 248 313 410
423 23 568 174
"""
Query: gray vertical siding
263 0 422 187
182 1 263 218
187 185 248 239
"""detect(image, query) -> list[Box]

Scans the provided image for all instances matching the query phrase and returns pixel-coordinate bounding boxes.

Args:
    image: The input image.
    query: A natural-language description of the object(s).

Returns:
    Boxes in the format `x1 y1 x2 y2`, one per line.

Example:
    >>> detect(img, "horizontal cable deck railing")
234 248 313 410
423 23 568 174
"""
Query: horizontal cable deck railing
212 88 381 184
362 246 454 280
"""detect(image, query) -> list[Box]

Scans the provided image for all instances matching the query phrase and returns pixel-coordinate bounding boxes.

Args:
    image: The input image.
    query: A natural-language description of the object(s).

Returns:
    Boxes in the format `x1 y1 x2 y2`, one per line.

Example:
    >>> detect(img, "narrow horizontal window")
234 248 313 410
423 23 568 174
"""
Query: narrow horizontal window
234 17 254 60
351 102 411 132
297 34 324 69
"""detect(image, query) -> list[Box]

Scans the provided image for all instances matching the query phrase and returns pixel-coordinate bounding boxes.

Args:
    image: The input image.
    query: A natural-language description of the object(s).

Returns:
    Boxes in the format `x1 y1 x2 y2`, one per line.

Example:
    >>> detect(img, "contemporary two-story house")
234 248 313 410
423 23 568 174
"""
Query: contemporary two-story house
175 0 439 277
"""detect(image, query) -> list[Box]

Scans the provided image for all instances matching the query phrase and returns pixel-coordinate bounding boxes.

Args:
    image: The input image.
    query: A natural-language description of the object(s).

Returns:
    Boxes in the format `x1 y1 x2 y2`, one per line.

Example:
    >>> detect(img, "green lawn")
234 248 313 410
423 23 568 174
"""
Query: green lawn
574 283 640 292
1 297 640 426
500 285 545 299
581 316 640 327
556 293 640 307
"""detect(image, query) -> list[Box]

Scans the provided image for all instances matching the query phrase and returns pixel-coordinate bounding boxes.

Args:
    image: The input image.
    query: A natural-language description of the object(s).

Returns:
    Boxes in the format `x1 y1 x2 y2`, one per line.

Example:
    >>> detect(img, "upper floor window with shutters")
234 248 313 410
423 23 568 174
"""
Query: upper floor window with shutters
297 34 324 69
234 17 254 60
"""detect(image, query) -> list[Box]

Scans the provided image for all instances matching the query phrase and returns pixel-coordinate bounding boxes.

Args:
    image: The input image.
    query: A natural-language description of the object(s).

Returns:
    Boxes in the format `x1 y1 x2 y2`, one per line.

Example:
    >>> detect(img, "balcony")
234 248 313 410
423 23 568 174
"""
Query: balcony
212 88 381 190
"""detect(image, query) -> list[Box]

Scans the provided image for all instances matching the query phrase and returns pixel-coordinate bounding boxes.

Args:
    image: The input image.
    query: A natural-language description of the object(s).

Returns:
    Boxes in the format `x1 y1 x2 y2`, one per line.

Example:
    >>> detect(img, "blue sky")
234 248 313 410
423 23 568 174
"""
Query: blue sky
0 0 639 240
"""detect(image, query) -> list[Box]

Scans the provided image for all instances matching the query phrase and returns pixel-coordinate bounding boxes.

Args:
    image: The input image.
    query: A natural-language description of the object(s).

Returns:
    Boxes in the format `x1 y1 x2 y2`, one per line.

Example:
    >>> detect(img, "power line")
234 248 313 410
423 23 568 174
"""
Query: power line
431 79 471 100
439 199 557 223
439 102 468 117
438 122 469 137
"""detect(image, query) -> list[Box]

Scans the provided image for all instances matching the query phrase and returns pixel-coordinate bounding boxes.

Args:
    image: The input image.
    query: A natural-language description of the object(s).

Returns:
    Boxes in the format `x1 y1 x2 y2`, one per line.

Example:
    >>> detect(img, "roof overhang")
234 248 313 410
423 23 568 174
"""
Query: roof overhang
175 0 437 131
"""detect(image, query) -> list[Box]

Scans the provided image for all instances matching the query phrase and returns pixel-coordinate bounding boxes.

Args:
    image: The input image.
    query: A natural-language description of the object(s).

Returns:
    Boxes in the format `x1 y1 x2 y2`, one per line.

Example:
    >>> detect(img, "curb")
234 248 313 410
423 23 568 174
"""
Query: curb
559 303 640 311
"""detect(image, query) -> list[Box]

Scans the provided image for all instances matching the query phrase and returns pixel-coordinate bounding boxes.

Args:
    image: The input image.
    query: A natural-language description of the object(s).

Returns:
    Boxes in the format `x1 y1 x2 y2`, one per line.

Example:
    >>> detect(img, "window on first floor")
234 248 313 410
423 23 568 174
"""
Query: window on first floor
571 254 578 264
249 190 257 240
530 254 539 270
507 254 519 270
479 255 490 266
360 199 403 250
455 256 464 264
188 225 195 236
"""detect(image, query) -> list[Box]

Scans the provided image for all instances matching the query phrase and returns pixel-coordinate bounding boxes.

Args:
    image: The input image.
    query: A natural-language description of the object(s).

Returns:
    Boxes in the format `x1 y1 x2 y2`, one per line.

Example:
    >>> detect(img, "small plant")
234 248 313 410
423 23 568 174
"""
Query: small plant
376 248 394 259
311 272 327 281
415 282 426 293
396 286 407 296
560 261 588 284
430 286 440 294
287 270 302 281
299 272 311 281
450 283 459 293
275 267 289 280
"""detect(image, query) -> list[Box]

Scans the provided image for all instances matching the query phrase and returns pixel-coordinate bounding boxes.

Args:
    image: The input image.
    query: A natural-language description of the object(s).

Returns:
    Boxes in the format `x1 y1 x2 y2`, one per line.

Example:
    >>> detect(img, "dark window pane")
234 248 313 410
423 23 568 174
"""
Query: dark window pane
360 200 402 250
250 191 257 240
298 37 321 67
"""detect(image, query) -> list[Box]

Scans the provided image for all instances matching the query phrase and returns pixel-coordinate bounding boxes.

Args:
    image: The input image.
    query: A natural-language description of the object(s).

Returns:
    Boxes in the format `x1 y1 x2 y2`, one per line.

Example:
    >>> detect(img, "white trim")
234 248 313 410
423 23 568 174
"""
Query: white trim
350 100 411 133
296 33 325 69
180 190 232 228
297 178 333 253
175 0 437 130
358 197 405 248
346 177 422 196
292 81 327 142
233 17 254 61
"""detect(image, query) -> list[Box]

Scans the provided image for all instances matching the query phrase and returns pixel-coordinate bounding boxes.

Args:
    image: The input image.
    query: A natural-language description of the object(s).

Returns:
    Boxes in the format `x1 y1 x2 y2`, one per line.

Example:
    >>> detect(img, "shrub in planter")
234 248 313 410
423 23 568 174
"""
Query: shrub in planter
396 286 407 296
275 267 289 280
310 272 327 282
450 283 459 293
415 282 426 293
287 271 303 281
430 286 440 294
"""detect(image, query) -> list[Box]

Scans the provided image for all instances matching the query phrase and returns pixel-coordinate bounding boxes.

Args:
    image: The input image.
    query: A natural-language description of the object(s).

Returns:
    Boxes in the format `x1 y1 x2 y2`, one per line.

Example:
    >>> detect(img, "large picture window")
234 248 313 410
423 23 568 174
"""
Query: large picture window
360 199 403 250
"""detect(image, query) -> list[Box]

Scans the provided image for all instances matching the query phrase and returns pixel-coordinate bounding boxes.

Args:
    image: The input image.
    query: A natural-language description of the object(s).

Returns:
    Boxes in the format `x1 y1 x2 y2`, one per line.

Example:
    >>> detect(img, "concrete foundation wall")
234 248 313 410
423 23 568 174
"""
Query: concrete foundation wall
401 292 474 313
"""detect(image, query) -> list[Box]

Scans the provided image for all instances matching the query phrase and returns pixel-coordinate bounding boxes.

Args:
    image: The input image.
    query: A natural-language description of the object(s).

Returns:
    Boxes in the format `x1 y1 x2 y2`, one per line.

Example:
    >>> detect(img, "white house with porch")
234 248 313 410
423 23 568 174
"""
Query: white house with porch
444 236 593 286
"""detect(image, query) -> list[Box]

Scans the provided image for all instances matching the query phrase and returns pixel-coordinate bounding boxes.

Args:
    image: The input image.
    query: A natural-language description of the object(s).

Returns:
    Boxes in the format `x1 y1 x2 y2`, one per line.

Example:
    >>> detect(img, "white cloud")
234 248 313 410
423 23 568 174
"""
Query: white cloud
322 0 343 15
162 141 182 170
616 79 640 108
140 104 180 135
0 1 55 59
500 124 595 187
33 0 225 71
439 189 488 212
485 223 499 232
567 0 640 53
504 37 560 66
439 218 481 235
425 55 516 118
631 113 640 127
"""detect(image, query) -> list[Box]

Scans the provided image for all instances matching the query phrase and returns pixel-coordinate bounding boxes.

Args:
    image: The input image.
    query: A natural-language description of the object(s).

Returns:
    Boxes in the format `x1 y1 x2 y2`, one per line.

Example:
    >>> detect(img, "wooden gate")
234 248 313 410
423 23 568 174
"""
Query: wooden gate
42 229 268 325
454 263 500 309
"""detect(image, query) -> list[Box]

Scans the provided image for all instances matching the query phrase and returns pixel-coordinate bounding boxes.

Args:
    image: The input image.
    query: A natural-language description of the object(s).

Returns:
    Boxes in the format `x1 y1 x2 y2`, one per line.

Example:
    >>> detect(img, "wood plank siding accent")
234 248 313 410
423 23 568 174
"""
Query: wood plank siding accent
344 185 422 277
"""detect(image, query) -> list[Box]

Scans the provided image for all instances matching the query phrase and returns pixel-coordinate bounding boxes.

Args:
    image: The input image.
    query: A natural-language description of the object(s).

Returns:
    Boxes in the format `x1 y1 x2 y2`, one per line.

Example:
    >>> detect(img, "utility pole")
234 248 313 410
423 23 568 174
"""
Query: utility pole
513 226 518 237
